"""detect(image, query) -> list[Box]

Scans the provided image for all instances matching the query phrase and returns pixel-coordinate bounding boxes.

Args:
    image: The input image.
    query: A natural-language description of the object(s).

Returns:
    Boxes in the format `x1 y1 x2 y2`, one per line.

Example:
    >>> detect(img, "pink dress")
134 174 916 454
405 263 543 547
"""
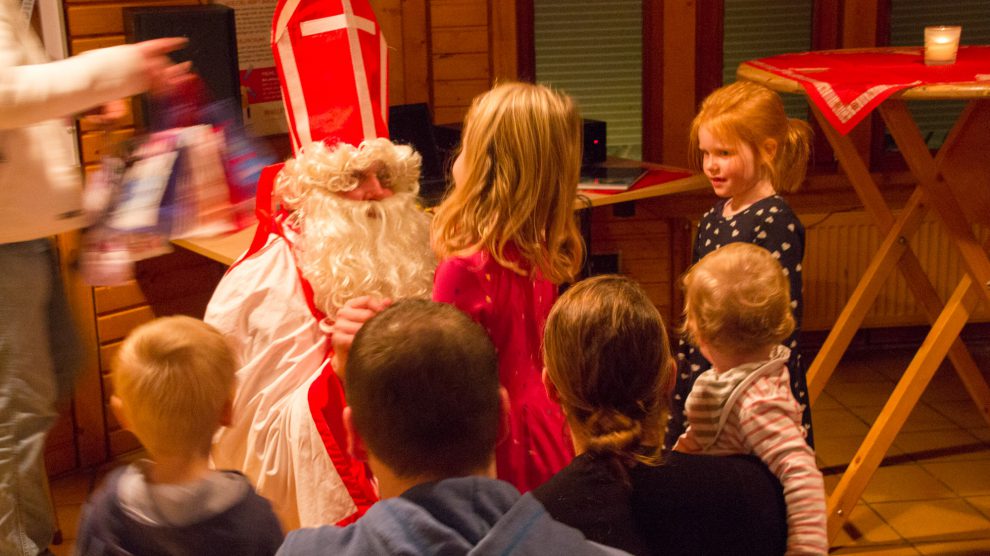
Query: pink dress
433 249 573 492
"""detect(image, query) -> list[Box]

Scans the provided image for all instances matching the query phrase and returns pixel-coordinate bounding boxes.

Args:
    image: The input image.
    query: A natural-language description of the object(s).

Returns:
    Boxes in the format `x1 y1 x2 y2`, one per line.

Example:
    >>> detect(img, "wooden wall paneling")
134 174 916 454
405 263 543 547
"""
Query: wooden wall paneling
489 0 518 81
668 215 693 326
432 50 489 86
430 0 488 27
841 0 880 48
372 0 431 106
399 0 430 104
44 402 77 475
839 0 880 168
435 27 488 53
80 128 134 165
660 0 696 167
433 78 490 106
589 200 676 318
66 0 201 36
813 0 841 50
807 0 842 171
515 0 534 82
372 0 407 104
642 0 663 163
869 0 892 168
55 232 106 468
694 0 722 106
133 247 226 317
70 35 125 54
430 0 491 124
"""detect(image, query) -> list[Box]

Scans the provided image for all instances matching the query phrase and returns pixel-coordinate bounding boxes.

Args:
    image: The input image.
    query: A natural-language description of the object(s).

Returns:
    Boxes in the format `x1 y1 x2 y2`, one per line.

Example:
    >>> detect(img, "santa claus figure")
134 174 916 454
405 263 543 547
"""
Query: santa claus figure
206 0 435 529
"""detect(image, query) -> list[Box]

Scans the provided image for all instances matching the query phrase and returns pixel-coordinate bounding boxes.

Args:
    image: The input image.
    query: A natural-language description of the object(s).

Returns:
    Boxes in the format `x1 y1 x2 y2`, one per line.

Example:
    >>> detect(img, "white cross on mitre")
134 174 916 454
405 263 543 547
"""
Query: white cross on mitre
272 0 388 151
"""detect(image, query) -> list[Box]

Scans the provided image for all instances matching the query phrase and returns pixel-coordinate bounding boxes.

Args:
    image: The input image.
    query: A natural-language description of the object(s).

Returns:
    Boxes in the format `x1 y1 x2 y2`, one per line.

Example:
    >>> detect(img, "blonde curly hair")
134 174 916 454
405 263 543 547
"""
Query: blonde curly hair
682 242 795 355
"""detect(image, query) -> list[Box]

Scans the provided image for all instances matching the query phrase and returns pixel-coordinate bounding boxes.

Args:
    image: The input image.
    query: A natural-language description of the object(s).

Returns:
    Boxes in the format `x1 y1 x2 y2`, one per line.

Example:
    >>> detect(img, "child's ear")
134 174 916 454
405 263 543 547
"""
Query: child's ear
342 407 368 462
496 386 511 446
541 367 560 405
110 394 130 431
219 394 234 428
762 138 778 162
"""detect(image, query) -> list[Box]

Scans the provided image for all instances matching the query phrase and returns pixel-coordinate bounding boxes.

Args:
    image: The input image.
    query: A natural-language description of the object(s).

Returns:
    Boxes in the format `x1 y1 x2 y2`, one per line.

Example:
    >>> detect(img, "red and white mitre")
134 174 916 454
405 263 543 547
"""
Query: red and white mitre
272 0 389 152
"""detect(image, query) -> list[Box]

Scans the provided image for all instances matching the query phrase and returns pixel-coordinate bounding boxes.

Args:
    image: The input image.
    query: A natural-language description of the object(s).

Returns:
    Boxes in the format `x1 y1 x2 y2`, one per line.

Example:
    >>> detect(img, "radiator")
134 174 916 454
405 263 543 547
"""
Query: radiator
801 211 989 331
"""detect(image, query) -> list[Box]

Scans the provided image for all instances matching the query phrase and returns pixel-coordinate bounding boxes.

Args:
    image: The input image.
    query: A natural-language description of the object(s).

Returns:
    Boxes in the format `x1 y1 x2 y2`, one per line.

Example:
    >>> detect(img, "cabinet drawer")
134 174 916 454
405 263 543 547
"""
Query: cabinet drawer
94 281 146 314
99 341 123 373
97 306 155 344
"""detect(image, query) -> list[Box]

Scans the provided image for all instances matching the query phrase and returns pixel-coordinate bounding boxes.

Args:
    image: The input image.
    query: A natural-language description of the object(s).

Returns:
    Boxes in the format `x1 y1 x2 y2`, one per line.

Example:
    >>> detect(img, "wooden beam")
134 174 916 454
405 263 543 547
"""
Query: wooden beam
660 0 695 167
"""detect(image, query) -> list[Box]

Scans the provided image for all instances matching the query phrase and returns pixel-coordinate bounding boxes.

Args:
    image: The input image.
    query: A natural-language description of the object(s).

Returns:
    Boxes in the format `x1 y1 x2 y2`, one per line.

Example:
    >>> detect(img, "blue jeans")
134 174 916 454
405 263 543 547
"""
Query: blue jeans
0 239 82 555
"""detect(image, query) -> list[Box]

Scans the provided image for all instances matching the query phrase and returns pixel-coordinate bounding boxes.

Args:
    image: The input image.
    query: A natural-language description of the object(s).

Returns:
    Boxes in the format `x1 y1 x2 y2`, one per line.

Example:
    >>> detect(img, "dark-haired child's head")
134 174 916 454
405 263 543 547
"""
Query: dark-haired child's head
543 275 674 467
344 299 501 480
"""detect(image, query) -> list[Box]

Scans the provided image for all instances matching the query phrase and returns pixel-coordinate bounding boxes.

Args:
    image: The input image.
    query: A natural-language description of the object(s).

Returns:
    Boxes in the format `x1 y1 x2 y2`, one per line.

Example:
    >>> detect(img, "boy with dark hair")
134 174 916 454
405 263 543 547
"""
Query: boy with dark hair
278 299 626 555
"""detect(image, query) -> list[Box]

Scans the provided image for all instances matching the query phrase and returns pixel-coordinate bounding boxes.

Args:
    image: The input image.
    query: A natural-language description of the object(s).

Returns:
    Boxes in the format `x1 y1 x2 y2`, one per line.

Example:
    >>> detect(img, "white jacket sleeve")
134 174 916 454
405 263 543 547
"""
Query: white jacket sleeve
0 3 148 129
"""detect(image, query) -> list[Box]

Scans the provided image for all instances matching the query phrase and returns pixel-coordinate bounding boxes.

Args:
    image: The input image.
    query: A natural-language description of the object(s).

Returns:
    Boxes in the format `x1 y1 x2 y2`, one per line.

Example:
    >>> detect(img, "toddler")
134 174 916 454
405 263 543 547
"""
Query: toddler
675 243 827 555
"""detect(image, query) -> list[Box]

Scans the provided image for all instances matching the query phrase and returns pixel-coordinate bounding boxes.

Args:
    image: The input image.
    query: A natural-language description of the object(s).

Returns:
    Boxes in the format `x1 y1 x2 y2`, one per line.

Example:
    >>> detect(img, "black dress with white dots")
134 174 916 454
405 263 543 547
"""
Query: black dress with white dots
664 195 814 449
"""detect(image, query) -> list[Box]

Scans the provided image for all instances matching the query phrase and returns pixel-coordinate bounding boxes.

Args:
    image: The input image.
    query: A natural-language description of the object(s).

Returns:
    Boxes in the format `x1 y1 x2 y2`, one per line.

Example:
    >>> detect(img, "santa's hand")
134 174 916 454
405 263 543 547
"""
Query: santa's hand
330 296 393 379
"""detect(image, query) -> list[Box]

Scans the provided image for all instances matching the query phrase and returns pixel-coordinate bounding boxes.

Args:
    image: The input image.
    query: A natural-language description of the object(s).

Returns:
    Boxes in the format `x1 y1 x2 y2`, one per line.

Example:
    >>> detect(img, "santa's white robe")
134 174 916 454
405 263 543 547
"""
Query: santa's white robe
206 224 376 530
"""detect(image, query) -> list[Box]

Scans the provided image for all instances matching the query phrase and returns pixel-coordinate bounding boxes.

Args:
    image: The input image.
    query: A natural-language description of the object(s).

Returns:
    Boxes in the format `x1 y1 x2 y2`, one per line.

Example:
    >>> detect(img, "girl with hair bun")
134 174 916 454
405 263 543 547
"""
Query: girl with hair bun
534 275 788 556
665 80 814 450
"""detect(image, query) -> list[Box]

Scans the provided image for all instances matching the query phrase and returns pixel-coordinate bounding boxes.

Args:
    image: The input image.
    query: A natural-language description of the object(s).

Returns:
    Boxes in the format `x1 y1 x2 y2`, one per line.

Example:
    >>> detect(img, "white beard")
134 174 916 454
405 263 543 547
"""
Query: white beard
291 191 436 318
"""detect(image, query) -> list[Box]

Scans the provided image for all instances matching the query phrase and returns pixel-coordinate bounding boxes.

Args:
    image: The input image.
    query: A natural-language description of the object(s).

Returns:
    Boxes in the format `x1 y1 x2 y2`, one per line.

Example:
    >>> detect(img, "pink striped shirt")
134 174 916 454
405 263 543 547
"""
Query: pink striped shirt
675 346 828 555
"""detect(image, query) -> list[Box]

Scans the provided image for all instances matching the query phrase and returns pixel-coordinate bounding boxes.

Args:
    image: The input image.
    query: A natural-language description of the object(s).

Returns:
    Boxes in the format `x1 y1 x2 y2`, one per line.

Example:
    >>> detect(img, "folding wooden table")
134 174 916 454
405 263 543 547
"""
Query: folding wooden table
738 46 990 541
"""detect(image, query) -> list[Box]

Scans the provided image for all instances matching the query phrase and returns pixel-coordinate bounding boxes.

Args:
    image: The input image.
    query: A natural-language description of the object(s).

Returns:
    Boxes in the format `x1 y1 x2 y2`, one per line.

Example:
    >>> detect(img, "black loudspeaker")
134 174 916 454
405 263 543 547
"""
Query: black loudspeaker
583 118 607 166
388 104 448 206
124 4 240 127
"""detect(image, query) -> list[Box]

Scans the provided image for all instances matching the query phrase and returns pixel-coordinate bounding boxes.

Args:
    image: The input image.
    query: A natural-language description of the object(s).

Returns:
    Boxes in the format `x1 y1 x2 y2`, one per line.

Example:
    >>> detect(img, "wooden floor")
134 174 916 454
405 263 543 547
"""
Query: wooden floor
48 345 990 555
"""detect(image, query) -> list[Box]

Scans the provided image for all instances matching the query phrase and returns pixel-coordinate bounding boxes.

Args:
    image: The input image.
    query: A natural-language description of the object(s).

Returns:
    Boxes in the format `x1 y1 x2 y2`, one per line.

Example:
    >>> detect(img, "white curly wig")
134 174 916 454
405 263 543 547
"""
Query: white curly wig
274 138 436 318
276 137 422 199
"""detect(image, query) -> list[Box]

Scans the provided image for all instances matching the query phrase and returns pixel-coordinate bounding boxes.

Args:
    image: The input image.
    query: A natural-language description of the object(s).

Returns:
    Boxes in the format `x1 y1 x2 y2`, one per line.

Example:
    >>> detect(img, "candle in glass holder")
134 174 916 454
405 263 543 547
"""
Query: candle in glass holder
924 25 962 65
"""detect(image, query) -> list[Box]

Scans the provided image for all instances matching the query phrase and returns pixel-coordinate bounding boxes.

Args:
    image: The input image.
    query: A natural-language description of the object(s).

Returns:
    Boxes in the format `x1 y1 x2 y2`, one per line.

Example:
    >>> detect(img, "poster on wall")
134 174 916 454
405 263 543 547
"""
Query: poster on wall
225 0 288 136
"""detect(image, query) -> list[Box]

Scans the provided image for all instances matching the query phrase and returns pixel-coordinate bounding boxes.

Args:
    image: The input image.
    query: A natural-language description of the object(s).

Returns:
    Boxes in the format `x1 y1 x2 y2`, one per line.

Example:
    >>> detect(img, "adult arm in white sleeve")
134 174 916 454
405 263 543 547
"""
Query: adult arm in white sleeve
0 6 186 129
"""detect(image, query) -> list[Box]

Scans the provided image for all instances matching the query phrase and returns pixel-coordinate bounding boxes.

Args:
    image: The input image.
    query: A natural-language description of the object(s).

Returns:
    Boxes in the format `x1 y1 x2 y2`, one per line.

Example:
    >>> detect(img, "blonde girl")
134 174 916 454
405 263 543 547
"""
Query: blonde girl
665 80 814 449
431 82 584 492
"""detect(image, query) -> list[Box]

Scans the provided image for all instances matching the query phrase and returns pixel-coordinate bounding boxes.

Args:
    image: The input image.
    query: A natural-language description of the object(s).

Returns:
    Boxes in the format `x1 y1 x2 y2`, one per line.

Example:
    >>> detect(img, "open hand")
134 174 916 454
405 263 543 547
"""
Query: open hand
133 37 191 94
330 296 393 379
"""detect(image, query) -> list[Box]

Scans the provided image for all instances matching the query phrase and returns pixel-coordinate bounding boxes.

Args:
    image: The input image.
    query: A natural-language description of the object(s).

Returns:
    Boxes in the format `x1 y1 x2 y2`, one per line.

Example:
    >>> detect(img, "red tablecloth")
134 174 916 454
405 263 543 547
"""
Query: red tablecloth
744 46 990 135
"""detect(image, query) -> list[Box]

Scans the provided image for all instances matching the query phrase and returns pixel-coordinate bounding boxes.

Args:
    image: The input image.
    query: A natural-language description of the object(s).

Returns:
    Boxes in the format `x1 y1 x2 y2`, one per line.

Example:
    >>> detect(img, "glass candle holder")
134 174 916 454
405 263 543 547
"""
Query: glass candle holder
924 25 962 65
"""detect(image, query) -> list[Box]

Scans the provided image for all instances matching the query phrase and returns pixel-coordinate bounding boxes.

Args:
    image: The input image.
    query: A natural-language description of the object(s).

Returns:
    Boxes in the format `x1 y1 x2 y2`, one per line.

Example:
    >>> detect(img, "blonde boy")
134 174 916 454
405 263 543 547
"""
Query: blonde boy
75 316 282 555
674 243 827 555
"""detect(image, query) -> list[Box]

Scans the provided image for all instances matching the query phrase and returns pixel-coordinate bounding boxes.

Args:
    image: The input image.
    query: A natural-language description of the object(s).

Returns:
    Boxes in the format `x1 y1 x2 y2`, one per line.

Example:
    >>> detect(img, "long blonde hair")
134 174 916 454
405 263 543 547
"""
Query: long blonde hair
432 82 584 283
689 81 812 193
